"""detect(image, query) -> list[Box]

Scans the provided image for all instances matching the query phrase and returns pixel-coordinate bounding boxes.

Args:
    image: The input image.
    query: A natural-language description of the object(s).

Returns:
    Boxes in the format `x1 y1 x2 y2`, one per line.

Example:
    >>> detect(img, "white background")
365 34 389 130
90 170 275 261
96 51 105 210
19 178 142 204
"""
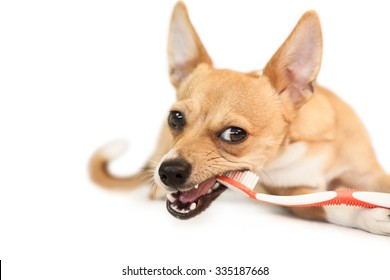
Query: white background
1 0 390 279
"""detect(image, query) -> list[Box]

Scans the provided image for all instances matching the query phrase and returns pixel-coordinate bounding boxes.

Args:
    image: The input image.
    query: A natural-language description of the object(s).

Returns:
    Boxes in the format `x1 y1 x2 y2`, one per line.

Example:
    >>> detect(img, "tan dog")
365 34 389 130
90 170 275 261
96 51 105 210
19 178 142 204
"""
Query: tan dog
90 2 390 235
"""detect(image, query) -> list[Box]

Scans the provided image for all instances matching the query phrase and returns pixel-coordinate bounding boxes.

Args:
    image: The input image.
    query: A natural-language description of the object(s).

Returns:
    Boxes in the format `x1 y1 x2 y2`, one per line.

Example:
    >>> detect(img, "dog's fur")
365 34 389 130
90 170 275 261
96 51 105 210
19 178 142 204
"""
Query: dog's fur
90 2 390 235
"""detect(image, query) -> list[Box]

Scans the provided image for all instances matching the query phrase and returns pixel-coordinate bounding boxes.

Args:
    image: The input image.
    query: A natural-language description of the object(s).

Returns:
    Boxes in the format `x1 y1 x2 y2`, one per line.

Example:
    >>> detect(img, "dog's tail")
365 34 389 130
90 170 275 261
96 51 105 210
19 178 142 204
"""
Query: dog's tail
89 140 150 190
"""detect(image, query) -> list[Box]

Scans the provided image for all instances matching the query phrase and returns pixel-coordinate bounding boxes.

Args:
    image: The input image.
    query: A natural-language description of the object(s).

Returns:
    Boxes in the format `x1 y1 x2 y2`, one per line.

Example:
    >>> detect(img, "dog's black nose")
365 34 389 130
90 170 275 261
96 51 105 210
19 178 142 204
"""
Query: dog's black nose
158 159 192 189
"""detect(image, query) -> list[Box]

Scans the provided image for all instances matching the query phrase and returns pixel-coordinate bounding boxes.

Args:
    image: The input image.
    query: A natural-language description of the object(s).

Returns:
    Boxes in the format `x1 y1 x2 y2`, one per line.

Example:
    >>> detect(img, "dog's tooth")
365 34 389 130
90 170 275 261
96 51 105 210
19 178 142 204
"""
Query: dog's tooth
194 184 198 189
167 193 177 203
212 183 220 190
190 202 196 211
207 189 212 194
170 204 190 214
178 207 189 214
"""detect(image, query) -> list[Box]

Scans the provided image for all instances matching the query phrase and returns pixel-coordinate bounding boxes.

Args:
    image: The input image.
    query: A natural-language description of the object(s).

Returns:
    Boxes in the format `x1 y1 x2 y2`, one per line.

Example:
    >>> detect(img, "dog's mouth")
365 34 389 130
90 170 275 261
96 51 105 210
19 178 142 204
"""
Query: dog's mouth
166 177 227 219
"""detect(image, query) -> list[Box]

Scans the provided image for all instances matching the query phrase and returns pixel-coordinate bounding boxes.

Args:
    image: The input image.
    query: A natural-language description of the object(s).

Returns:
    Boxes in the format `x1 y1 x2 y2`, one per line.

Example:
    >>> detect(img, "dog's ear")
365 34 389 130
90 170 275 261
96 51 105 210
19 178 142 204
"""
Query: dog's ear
168 1 212 88
264 11 322 111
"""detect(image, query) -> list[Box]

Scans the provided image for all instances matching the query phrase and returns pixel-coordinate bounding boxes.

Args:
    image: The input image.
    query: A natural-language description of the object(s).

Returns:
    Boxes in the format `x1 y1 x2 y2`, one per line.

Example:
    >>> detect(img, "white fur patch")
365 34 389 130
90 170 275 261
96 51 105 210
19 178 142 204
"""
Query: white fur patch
325 206 390 236
261 142 327 189
99 139 128 160
162 148 178 161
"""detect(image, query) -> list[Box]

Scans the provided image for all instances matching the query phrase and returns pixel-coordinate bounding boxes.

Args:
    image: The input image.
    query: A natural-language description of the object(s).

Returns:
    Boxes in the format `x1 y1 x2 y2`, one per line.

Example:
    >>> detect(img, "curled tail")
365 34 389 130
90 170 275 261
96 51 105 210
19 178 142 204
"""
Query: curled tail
89 140 151 190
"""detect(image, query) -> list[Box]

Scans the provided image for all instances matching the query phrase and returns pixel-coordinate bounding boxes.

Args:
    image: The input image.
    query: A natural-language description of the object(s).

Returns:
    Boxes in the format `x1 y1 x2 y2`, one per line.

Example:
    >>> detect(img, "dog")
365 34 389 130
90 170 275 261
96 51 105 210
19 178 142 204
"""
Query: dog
90 2 390 235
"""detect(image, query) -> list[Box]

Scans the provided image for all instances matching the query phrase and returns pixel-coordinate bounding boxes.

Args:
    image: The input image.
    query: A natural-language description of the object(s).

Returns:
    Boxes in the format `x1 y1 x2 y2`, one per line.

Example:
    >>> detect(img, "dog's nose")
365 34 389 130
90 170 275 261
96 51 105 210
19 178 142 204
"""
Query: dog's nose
158 159 192 189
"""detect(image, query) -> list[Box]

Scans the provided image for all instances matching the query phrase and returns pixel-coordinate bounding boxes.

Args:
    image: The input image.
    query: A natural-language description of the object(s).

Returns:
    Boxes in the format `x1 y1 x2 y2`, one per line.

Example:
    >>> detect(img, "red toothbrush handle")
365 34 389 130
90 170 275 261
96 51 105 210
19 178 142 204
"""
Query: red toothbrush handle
303 189 381 208
218 175 390 209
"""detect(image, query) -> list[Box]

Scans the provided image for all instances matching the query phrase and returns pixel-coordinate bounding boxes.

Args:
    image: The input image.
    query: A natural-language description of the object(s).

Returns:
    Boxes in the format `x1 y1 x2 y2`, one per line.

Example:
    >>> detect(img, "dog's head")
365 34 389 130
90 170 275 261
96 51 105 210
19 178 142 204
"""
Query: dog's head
155 2 322 219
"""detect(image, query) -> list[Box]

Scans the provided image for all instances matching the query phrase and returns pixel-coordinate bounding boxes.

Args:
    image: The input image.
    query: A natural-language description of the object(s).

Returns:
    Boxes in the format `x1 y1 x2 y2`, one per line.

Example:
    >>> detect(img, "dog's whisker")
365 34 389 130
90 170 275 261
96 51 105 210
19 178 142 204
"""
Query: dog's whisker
145 176 155 185
204 147 220 158
206 155 224 161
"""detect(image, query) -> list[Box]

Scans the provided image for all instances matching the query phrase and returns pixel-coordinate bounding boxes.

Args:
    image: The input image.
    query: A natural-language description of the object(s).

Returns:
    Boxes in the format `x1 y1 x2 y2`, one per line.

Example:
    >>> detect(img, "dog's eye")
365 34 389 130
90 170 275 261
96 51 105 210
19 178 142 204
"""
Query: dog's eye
168 111 185 131
219 127 247 143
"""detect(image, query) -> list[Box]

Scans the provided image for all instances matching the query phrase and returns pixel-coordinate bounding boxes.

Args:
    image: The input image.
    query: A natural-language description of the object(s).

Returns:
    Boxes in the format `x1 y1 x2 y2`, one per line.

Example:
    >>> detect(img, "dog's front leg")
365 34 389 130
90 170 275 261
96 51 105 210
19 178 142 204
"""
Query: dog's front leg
324 205 390 236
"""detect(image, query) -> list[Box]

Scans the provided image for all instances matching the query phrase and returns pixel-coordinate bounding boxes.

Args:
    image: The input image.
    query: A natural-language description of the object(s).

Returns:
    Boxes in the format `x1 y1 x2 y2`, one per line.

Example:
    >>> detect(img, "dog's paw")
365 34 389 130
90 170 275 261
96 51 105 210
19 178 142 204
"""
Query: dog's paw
326 206 390 236
356 208 390 236
148 184 168 200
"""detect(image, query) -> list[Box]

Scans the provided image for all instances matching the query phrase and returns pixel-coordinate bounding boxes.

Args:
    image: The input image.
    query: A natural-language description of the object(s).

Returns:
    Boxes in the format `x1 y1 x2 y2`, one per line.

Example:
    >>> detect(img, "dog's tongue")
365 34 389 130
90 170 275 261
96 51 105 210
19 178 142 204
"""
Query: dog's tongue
178 177 216 204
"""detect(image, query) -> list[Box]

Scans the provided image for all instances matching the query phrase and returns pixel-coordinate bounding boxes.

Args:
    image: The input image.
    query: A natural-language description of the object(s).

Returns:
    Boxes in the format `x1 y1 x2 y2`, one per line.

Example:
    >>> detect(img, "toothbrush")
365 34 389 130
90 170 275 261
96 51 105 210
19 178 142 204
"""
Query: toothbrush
216 171 390 209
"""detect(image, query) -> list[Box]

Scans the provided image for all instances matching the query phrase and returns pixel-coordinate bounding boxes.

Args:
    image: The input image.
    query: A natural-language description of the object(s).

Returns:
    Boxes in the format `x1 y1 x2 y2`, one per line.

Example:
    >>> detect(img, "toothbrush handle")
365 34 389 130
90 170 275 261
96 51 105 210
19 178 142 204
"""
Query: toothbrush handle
320 190 390 208
305 189 390 208
217 175 390 209
255 190 390 209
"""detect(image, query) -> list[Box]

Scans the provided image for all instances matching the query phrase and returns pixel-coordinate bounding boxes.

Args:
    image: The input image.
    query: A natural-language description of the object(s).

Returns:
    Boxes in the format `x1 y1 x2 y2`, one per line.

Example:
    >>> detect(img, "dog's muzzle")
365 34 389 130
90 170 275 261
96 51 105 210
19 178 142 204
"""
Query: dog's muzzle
157 158 227 219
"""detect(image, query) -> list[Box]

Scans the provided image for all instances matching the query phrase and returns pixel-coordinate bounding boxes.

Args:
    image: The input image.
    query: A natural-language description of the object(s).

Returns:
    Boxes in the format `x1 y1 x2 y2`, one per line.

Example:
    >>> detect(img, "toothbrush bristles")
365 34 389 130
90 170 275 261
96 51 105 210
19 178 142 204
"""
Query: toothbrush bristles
224 170 259 190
